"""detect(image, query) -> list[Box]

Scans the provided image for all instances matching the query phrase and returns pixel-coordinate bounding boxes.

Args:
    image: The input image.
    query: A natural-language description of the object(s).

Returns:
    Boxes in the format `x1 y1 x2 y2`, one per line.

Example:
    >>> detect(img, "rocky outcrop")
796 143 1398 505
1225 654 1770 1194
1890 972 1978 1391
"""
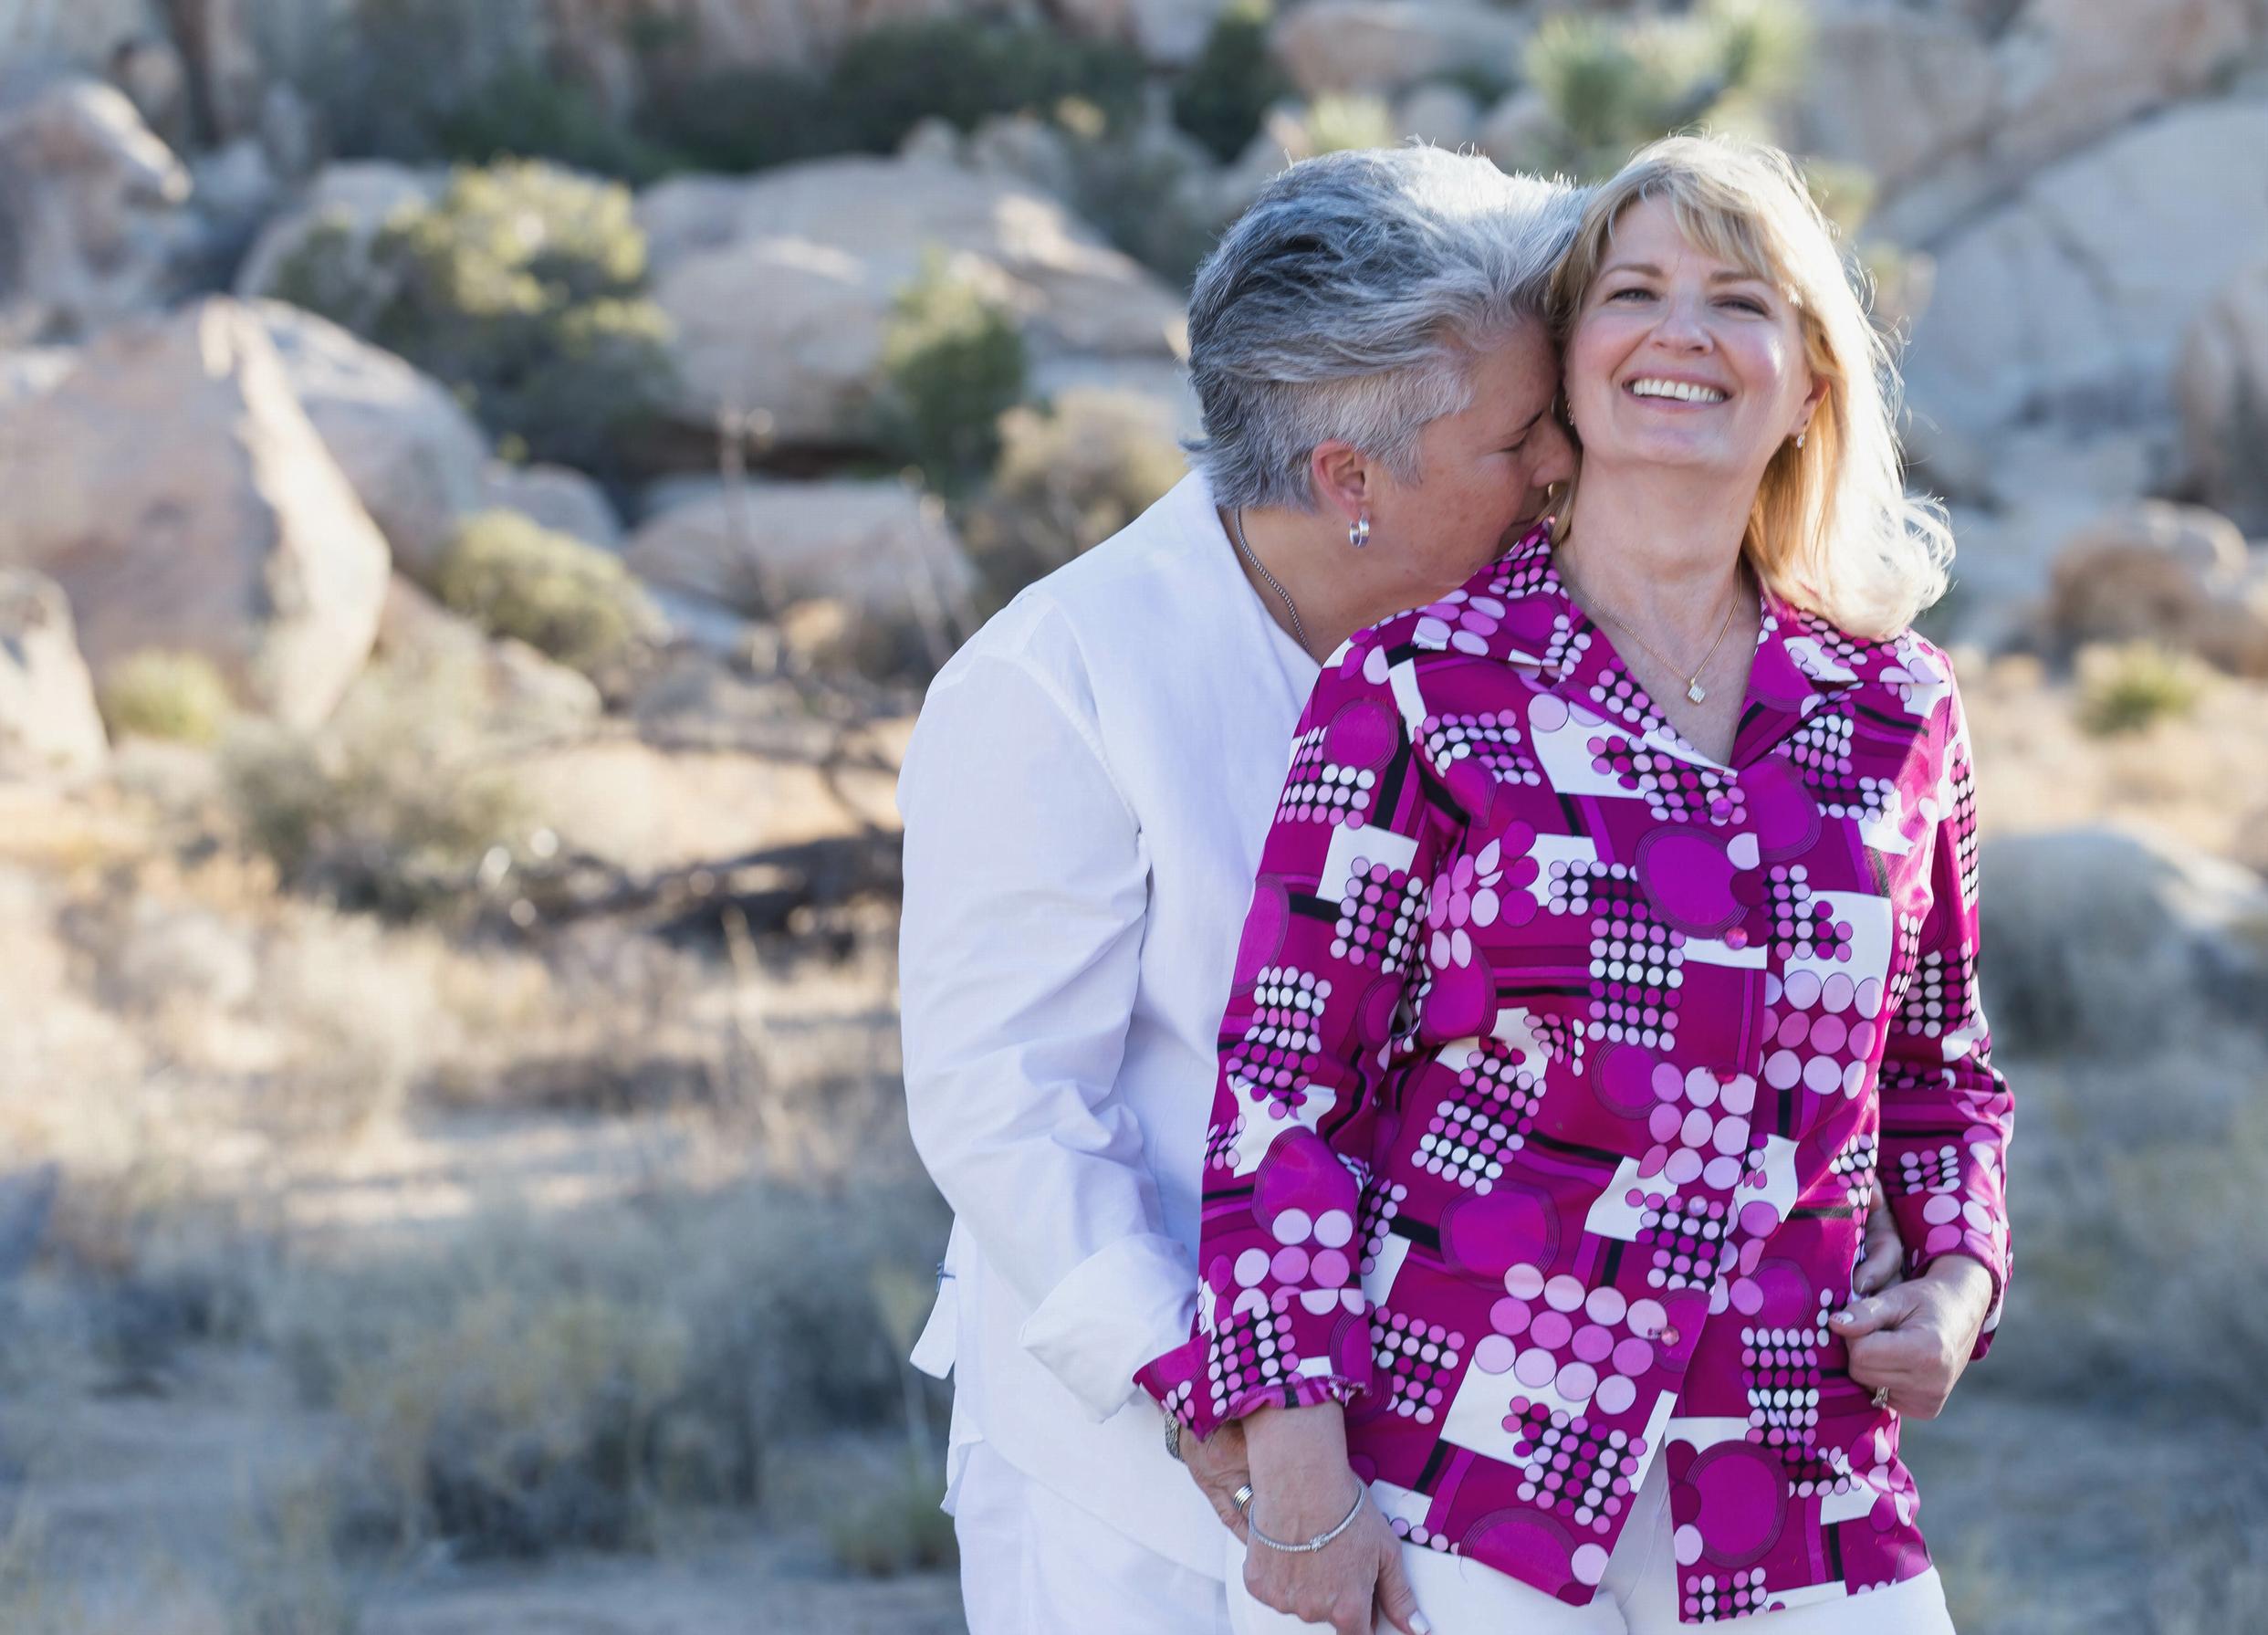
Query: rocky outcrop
0 78 190 342
0 570 108 778
481 462 624 553
624 479 977 637
2174 257 2268 535
0 299 390 728
1801 0 2263 243
1901 99 2268 449
637 154 1185 445
1270 0 1525 98
375 574 602 728
1981 823 2268 1056
255 300 490 584
2041 502 2268 676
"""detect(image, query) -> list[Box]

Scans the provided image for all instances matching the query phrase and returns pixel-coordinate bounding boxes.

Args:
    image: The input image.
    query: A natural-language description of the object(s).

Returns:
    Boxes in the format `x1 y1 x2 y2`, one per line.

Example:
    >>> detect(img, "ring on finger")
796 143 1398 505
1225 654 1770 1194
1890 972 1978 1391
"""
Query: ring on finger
1232 1483 1255 1517
1870 1384 1891 1410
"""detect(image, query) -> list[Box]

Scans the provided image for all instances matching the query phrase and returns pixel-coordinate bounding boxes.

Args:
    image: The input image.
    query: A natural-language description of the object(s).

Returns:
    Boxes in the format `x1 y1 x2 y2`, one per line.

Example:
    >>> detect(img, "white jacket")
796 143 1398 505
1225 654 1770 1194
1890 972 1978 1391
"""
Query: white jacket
897 472 1320 1574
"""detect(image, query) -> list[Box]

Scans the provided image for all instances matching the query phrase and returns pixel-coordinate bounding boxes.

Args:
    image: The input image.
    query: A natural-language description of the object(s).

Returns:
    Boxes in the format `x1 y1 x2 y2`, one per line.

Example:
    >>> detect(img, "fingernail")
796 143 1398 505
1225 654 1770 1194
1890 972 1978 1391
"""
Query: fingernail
1412 1617 1433 1634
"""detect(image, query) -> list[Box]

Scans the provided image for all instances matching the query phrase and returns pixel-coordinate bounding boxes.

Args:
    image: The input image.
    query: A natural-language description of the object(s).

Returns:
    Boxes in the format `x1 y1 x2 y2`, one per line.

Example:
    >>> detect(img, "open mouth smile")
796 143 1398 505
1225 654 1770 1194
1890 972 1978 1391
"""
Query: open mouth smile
1624 377 1729 405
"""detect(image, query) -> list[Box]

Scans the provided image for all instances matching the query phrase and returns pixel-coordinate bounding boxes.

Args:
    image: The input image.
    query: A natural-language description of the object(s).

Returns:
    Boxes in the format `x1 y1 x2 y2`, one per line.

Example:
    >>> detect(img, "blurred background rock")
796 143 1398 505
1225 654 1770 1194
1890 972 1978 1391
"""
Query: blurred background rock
0 1 2263 1630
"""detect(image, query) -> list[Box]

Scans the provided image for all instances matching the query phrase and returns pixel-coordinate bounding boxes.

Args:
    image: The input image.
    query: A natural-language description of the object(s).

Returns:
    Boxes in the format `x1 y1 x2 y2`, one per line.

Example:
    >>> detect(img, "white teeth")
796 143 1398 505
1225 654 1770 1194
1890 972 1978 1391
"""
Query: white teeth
1627 378 1727 404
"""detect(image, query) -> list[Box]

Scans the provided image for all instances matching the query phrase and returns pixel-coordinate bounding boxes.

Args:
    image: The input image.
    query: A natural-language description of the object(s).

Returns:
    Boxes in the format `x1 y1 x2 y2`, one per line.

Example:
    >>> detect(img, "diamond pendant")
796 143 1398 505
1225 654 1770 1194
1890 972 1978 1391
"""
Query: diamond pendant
1687 680 1707 704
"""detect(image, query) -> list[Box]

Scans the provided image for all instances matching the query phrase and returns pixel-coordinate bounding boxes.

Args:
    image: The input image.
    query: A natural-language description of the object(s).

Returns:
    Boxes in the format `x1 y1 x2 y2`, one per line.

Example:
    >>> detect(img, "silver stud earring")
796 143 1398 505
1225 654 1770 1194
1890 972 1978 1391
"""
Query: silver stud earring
1794 430 1806 450
1349 513 1371 550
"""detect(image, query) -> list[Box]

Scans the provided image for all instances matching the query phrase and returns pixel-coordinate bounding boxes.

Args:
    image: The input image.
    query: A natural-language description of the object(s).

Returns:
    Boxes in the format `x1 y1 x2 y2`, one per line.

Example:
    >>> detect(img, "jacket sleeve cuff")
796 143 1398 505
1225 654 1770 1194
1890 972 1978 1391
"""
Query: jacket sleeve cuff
1016 1231 1199 1424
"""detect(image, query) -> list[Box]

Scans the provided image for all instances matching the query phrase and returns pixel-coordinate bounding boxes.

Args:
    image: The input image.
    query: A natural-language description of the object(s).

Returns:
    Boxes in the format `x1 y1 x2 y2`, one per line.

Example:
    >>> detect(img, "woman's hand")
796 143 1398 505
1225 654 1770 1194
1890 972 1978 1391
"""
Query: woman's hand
1241 1402 1429 1635
1180 1416 1252 1541
1831 1252 1994 1419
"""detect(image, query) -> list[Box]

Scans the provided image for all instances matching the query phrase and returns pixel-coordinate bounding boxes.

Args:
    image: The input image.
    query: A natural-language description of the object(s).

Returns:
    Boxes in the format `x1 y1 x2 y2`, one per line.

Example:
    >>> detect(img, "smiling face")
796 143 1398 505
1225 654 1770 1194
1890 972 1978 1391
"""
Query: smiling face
1562 194 1824 487
1364 320 1575 597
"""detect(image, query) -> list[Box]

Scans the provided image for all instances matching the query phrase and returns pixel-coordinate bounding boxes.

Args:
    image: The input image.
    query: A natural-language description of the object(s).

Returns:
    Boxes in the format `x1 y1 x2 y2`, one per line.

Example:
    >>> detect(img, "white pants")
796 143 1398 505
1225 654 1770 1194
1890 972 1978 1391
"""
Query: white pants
1227 1452 1957 1635
952 1439 1234 1635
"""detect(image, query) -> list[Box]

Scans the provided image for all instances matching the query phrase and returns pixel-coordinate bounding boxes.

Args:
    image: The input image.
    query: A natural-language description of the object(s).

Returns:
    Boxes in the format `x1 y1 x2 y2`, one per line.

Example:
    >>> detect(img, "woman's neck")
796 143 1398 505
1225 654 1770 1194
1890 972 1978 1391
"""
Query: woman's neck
1226 505 1508 660
1554 462 1753 648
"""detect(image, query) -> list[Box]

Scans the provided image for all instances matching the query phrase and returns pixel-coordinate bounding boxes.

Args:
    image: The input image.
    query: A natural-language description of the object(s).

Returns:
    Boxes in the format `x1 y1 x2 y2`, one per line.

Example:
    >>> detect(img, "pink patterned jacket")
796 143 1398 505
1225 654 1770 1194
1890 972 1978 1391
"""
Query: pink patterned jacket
1135 523 2012 1624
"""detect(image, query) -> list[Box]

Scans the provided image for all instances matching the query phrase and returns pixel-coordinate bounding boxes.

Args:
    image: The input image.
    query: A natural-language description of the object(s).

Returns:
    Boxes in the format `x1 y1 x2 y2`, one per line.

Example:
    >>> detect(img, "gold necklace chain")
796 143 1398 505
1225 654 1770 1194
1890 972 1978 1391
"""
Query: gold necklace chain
1555 544 1749 705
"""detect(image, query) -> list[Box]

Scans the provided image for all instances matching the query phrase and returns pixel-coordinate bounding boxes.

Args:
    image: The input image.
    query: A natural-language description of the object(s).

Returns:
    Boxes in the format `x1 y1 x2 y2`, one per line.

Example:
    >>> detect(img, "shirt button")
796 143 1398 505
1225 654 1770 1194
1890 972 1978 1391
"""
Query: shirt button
1723 927 1748 950
1660 1326 1681 1346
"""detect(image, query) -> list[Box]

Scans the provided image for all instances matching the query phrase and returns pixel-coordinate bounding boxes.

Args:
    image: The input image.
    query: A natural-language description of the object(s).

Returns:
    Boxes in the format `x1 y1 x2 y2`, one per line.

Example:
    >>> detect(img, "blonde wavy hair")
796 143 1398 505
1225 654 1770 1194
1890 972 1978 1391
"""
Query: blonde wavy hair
1548 135 1950 640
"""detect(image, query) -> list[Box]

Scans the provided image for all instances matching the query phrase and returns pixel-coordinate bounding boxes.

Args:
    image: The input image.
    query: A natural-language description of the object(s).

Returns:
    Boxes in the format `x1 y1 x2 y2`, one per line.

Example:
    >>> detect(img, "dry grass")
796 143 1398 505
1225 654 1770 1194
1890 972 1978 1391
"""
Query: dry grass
1965 653 2268 874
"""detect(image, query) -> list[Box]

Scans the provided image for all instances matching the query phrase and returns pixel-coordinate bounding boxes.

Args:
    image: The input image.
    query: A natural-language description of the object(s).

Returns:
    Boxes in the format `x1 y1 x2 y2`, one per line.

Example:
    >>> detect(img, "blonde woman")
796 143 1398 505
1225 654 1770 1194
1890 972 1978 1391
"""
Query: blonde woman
1137 135 2010 1634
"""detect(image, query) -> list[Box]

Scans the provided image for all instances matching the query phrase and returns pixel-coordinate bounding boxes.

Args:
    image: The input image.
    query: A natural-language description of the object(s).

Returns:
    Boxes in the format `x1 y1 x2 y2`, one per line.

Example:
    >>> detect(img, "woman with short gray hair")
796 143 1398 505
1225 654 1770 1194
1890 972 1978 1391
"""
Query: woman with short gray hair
896 145 1854 1635
1181 145 1585 656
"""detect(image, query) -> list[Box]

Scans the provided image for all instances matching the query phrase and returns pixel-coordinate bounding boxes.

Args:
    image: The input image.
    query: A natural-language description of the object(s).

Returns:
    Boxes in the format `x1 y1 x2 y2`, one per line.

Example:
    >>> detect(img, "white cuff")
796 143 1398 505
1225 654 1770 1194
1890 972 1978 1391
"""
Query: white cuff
1016 1232 1199 1424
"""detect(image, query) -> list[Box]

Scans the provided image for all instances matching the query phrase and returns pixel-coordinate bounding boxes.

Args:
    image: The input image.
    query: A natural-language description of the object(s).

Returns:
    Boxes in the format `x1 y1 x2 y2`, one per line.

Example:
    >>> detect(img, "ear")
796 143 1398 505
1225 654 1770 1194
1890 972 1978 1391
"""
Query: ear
1309 440 1374 523
1794 369 1831 439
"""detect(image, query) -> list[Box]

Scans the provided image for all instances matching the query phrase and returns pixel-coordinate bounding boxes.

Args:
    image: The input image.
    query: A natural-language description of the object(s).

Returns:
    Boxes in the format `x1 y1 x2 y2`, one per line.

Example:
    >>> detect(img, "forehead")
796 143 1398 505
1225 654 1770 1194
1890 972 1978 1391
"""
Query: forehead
1599 194 1774 282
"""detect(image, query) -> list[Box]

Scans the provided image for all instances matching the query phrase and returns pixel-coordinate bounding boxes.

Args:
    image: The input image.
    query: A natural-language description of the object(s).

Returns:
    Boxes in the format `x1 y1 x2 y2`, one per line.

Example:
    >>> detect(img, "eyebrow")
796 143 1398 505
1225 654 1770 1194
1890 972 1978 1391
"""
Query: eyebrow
1505 404 1547 439
1599 261 1768 285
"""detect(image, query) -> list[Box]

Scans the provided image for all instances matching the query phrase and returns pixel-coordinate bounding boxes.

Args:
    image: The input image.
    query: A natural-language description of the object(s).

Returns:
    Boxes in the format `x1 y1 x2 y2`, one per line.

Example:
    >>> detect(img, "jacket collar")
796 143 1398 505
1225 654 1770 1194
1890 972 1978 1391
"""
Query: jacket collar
1450 522 1862 772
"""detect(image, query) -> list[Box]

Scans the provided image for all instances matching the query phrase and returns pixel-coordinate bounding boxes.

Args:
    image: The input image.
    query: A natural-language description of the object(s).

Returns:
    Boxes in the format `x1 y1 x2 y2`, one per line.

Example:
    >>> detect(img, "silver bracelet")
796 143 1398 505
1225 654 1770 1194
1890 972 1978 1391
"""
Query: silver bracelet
1246 1483 1367 1554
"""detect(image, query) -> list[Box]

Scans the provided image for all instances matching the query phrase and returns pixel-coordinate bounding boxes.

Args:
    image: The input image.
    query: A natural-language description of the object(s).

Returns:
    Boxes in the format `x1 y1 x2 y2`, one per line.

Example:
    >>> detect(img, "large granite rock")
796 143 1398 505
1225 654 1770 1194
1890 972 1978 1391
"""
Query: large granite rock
624 479 978 633
1902 99 2268 449
0 78 190 342
0 570 108 778
2041 501 2268 676
1270 0 1525 97
1801 0 2263 243
0 299 390 728
637 154 1185 446
2174 257 2268 535
254 300 490 584
1981 823 2268 1056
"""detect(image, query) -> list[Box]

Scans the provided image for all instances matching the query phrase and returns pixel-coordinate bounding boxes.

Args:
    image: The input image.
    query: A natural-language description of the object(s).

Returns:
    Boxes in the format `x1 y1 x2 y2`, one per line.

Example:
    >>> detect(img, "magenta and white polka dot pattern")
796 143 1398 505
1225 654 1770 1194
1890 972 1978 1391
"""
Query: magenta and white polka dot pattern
1136 524 2012 1624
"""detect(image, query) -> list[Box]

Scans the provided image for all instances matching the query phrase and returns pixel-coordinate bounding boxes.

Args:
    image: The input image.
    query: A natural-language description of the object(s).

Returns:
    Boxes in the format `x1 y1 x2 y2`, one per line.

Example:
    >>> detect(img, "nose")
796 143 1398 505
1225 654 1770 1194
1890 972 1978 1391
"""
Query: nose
1650 288 1714 352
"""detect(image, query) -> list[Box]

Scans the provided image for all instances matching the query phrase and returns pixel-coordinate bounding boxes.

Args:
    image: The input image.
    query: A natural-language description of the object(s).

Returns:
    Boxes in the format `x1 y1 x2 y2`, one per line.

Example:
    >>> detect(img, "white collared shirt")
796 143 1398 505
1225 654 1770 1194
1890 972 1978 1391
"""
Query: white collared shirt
897 472 1319 1572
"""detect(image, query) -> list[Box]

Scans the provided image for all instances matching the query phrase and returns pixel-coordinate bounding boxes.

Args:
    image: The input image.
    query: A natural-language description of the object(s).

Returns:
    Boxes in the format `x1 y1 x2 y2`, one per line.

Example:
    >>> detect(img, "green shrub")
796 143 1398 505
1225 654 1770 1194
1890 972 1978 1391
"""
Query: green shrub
964 388 1186 602
828 19 1146 152
1522 0 1813 177
877 250 1030 495
1065 133 1221 288
297 0 546 164
434 509 657 676
1173 0 1290 162
1300 93 1396 156
223 656 528 921
96 649 234 746
438 63 685 183
2076 642 2208 737
275 161 675 474
634 65 848 173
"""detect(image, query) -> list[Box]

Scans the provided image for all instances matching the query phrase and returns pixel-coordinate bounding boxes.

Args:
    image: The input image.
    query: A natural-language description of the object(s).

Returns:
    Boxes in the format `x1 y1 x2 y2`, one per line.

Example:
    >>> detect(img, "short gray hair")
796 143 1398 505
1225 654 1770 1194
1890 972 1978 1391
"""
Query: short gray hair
1186 146 1586 511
